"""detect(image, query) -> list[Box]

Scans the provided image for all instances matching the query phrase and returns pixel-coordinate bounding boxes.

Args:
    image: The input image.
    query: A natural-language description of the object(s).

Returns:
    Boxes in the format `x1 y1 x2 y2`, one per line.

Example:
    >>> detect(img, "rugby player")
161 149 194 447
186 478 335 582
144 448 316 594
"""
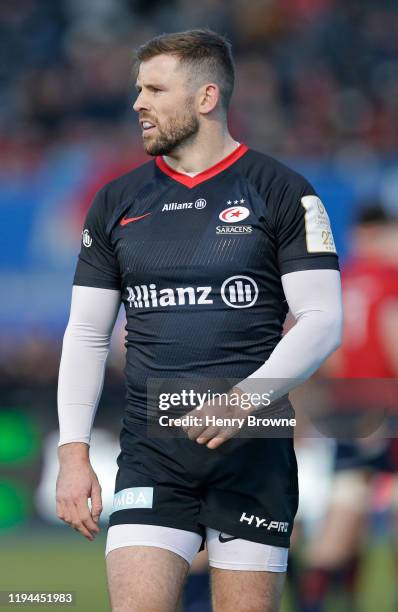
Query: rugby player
56 29 343 612
300 205 398 612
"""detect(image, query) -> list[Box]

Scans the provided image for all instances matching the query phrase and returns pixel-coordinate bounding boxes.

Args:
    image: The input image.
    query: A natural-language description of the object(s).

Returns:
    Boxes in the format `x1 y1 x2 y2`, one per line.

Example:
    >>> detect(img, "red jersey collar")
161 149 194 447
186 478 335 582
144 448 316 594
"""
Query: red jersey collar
155 143 249 188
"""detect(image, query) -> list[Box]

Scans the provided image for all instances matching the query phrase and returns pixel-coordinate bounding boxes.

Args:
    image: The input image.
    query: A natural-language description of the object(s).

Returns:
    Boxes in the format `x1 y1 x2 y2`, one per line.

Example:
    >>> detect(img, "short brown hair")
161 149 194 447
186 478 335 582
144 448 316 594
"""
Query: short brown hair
134 29 235 111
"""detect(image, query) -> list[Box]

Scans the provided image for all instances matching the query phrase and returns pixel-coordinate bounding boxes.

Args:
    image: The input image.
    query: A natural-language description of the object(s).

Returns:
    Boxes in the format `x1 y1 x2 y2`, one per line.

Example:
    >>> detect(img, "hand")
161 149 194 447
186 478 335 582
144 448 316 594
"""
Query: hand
183 387 255 450
56 443 103 541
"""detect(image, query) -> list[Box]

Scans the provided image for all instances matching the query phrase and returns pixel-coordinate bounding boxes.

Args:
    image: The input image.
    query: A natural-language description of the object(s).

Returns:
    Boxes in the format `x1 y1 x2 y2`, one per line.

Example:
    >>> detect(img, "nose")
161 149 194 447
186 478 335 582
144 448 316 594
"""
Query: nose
133 90 149 113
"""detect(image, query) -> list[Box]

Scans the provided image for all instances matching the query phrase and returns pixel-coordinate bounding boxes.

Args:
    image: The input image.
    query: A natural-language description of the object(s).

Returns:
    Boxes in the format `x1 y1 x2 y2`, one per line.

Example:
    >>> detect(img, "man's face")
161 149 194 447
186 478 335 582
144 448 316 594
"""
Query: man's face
133 54 199 156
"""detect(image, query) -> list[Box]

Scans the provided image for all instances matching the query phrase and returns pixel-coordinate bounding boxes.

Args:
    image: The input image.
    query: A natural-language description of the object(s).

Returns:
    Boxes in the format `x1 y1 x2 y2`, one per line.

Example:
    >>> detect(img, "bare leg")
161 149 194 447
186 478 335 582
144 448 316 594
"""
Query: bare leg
106 546 189 612
211 568 286 612
299 471 369 611
305 503 367 568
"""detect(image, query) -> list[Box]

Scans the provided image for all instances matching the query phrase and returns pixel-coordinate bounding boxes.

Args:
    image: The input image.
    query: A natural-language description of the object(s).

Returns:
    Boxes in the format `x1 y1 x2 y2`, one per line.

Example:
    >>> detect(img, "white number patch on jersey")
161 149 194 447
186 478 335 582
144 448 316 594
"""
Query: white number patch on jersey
300 195 337 254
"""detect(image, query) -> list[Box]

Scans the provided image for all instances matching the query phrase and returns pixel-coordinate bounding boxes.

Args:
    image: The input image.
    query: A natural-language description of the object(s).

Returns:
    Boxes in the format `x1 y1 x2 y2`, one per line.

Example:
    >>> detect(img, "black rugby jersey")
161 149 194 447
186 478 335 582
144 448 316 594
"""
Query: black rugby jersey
73 144 339 419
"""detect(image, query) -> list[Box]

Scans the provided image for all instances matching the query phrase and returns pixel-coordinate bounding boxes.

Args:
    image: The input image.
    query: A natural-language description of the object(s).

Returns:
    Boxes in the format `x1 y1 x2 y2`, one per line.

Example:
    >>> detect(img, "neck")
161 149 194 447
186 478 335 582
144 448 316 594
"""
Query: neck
163 121 239 174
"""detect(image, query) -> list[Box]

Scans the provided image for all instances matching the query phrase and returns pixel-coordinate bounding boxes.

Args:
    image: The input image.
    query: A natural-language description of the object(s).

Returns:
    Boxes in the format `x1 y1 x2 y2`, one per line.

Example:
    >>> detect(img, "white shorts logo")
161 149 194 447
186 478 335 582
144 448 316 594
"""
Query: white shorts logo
219 206 250 223
112 487 153 512
221 275 258 309
301 196 336 253
240 512 289 533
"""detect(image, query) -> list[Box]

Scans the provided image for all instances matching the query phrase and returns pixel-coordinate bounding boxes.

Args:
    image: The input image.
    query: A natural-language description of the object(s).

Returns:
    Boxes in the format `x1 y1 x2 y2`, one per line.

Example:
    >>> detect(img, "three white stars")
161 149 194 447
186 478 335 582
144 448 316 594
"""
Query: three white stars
227 198 245 205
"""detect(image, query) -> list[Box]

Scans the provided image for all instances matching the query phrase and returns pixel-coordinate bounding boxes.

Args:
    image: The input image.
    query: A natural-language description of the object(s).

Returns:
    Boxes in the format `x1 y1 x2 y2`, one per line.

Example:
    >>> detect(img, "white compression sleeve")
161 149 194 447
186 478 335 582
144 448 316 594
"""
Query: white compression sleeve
57 285 121 446
236 269 343 400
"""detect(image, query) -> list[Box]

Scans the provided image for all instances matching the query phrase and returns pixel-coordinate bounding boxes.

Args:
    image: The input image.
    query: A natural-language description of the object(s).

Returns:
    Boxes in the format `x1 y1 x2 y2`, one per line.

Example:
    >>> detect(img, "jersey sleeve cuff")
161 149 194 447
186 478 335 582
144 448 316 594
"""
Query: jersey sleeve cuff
73 259 121 290
73 276 121 290
279 254 339 276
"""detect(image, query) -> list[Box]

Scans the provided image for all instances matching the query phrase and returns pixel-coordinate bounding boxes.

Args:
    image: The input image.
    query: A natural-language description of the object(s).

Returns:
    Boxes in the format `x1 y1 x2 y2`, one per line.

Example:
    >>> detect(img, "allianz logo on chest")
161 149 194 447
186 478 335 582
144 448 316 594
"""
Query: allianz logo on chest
162 198 207 211
126 276 259 310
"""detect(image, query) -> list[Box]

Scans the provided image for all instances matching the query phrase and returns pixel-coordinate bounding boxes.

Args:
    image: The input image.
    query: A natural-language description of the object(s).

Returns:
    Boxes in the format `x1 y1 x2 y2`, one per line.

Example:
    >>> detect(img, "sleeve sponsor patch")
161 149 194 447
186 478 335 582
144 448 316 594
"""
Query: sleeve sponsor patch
82 228 92 247
301 195 337 254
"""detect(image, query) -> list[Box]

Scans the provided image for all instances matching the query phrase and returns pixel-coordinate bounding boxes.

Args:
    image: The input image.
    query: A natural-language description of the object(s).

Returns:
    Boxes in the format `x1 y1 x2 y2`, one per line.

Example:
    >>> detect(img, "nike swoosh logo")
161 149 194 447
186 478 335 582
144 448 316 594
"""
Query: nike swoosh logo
218 533 238 543
120 213 151 226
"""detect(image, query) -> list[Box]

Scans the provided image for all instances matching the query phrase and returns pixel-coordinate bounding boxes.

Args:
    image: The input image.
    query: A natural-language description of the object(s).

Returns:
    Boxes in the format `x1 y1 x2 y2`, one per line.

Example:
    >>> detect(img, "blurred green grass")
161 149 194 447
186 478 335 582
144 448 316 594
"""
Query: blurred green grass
0 528 395 611
0 528 109 611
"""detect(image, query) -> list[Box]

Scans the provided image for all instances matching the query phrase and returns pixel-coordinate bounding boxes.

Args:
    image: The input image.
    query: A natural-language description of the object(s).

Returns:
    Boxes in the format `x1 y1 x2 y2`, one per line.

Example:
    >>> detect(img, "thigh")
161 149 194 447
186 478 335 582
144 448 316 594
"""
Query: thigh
210 567 286 612
106 545 189 612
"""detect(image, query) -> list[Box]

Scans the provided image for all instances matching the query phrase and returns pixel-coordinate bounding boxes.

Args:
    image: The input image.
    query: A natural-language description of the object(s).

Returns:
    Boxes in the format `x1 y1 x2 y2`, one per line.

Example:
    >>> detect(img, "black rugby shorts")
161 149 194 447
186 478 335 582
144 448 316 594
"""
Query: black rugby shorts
109 420 299 548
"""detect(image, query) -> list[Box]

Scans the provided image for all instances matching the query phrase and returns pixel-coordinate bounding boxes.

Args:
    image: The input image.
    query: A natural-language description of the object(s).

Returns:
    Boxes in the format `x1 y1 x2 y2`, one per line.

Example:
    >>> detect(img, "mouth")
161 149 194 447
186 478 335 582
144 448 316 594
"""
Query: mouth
140 120 156 135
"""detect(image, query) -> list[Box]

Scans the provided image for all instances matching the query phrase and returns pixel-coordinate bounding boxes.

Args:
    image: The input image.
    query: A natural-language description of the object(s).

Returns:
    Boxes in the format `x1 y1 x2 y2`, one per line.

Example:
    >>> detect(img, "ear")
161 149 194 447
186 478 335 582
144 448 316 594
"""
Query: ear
197 83 220 115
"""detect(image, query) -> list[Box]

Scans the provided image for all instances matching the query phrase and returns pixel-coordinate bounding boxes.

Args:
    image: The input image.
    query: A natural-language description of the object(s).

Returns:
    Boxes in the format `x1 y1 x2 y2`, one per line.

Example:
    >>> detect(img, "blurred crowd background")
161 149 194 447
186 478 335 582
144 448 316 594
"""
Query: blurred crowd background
1 0 398 611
